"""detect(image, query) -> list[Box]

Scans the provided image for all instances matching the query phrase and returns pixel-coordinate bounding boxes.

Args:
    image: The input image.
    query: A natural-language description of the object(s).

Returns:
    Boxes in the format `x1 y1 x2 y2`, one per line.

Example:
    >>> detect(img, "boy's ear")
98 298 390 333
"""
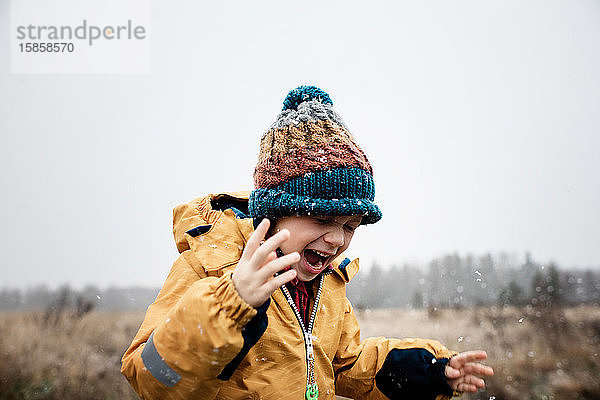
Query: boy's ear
263 218 279 238
253 217 277 230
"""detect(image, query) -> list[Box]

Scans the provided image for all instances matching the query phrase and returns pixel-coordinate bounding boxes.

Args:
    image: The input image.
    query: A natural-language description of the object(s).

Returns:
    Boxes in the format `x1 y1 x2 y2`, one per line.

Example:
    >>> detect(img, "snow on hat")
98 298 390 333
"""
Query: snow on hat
248 85 382 224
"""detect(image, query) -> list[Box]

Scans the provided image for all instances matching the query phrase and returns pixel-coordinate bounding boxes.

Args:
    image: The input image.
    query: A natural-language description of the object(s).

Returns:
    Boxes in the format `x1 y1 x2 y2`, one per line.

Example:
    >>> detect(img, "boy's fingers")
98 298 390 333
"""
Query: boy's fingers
463 363 494 377
456 382 478 393
450 351 487 368
445 366 460 379
464 375 485 388
259 252 300 280
264 251 277 264
251 229 289 265
267 269 297 291
242 219 270 259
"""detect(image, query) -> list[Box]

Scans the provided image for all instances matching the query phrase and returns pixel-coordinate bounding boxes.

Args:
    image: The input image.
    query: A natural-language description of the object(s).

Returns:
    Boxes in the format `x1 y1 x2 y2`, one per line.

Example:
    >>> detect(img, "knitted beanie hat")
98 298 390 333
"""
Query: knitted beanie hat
248 85 382 225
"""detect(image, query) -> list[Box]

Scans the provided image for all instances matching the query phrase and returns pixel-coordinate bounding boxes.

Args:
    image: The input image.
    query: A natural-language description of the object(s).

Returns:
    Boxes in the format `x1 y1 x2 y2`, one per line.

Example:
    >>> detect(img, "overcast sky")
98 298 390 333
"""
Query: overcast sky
1 0 599 289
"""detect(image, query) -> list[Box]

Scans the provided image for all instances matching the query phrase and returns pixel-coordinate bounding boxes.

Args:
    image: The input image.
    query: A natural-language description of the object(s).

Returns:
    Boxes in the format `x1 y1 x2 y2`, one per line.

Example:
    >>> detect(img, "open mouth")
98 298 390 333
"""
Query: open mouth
303 249 332 274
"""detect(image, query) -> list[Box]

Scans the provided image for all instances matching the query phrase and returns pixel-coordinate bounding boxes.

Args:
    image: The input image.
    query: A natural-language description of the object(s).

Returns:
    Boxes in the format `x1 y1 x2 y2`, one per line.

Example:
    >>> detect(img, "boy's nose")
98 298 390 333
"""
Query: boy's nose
323 227 345 247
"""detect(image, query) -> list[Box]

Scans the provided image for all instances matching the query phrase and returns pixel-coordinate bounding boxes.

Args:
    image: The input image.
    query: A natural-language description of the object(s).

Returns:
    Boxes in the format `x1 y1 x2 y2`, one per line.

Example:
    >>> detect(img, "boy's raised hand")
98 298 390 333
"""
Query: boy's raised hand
445 350 494 393
232 219 299 307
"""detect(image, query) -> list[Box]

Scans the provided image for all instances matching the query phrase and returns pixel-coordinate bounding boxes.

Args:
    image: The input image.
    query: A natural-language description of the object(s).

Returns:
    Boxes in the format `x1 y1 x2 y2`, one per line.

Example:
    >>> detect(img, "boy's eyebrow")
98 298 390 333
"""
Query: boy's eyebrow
314 215 363 224
334 216 363 225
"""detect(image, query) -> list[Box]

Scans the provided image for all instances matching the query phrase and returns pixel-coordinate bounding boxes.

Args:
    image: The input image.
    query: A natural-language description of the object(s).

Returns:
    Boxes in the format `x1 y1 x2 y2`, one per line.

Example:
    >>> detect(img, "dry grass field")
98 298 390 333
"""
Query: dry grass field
1 305 598 400
356 306 600 400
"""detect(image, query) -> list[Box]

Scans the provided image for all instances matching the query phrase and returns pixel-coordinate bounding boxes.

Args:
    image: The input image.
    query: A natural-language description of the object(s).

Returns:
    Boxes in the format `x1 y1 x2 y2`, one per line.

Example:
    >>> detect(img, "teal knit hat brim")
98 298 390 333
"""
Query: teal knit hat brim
249 189 382 225
249 167 382 224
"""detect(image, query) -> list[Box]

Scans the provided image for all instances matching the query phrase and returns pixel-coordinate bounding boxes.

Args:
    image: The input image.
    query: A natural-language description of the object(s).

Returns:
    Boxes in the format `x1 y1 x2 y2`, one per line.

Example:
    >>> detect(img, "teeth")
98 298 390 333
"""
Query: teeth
314 250 330 258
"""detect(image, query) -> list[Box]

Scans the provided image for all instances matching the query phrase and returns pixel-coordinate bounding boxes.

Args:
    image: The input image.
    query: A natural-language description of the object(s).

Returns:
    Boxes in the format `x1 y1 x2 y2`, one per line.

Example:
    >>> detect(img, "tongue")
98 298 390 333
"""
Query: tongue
304 250 321 266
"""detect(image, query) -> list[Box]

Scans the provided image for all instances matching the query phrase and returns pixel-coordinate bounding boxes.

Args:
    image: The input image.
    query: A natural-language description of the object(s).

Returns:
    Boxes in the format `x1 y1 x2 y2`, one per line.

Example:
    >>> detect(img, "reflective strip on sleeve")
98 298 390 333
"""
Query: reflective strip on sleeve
141 331 182 387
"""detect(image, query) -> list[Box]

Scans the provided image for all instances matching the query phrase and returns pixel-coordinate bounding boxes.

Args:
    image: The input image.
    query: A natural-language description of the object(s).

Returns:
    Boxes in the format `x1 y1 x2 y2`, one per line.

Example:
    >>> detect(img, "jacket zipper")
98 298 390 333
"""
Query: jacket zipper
280 273 326 400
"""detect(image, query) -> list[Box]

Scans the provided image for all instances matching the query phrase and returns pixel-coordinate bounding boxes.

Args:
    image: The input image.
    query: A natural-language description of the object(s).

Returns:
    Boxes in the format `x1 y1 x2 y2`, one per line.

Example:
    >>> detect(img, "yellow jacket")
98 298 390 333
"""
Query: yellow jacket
121 192 457 399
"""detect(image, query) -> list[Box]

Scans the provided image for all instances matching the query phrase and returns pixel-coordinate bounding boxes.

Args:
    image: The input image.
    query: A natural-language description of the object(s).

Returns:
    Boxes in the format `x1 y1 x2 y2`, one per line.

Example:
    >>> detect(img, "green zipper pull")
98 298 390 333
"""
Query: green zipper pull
305 383 319 400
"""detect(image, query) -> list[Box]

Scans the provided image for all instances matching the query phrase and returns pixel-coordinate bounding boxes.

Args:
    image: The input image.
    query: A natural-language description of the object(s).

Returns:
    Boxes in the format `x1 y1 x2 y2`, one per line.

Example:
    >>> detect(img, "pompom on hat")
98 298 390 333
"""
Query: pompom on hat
248 85 382 225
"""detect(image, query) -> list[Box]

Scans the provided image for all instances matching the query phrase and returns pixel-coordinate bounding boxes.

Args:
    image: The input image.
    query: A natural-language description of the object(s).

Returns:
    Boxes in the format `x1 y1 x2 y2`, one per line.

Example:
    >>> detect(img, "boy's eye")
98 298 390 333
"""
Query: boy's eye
344 224 359 232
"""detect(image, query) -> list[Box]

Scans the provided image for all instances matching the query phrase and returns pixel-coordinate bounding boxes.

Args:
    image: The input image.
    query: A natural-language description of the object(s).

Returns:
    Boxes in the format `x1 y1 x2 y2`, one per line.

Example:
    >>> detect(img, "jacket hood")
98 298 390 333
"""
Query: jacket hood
172 191 254 271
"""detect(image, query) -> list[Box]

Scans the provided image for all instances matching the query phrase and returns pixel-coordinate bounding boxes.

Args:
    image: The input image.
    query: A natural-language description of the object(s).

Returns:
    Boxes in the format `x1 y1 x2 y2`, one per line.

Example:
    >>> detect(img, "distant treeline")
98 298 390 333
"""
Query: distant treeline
1 253 599 312
0 285 159 312
347 252 600 309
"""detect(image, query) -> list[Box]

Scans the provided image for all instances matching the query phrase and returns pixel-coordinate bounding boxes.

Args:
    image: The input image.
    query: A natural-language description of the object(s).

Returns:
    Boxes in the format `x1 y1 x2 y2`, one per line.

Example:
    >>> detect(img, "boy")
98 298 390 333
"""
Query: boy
121 86 493 399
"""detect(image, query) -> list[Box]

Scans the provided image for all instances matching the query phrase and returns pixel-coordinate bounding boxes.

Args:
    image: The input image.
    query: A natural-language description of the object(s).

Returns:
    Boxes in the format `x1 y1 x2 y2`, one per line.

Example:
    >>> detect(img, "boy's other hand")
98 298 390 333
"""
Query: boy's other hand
445 350 494 393
232 219 299 307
